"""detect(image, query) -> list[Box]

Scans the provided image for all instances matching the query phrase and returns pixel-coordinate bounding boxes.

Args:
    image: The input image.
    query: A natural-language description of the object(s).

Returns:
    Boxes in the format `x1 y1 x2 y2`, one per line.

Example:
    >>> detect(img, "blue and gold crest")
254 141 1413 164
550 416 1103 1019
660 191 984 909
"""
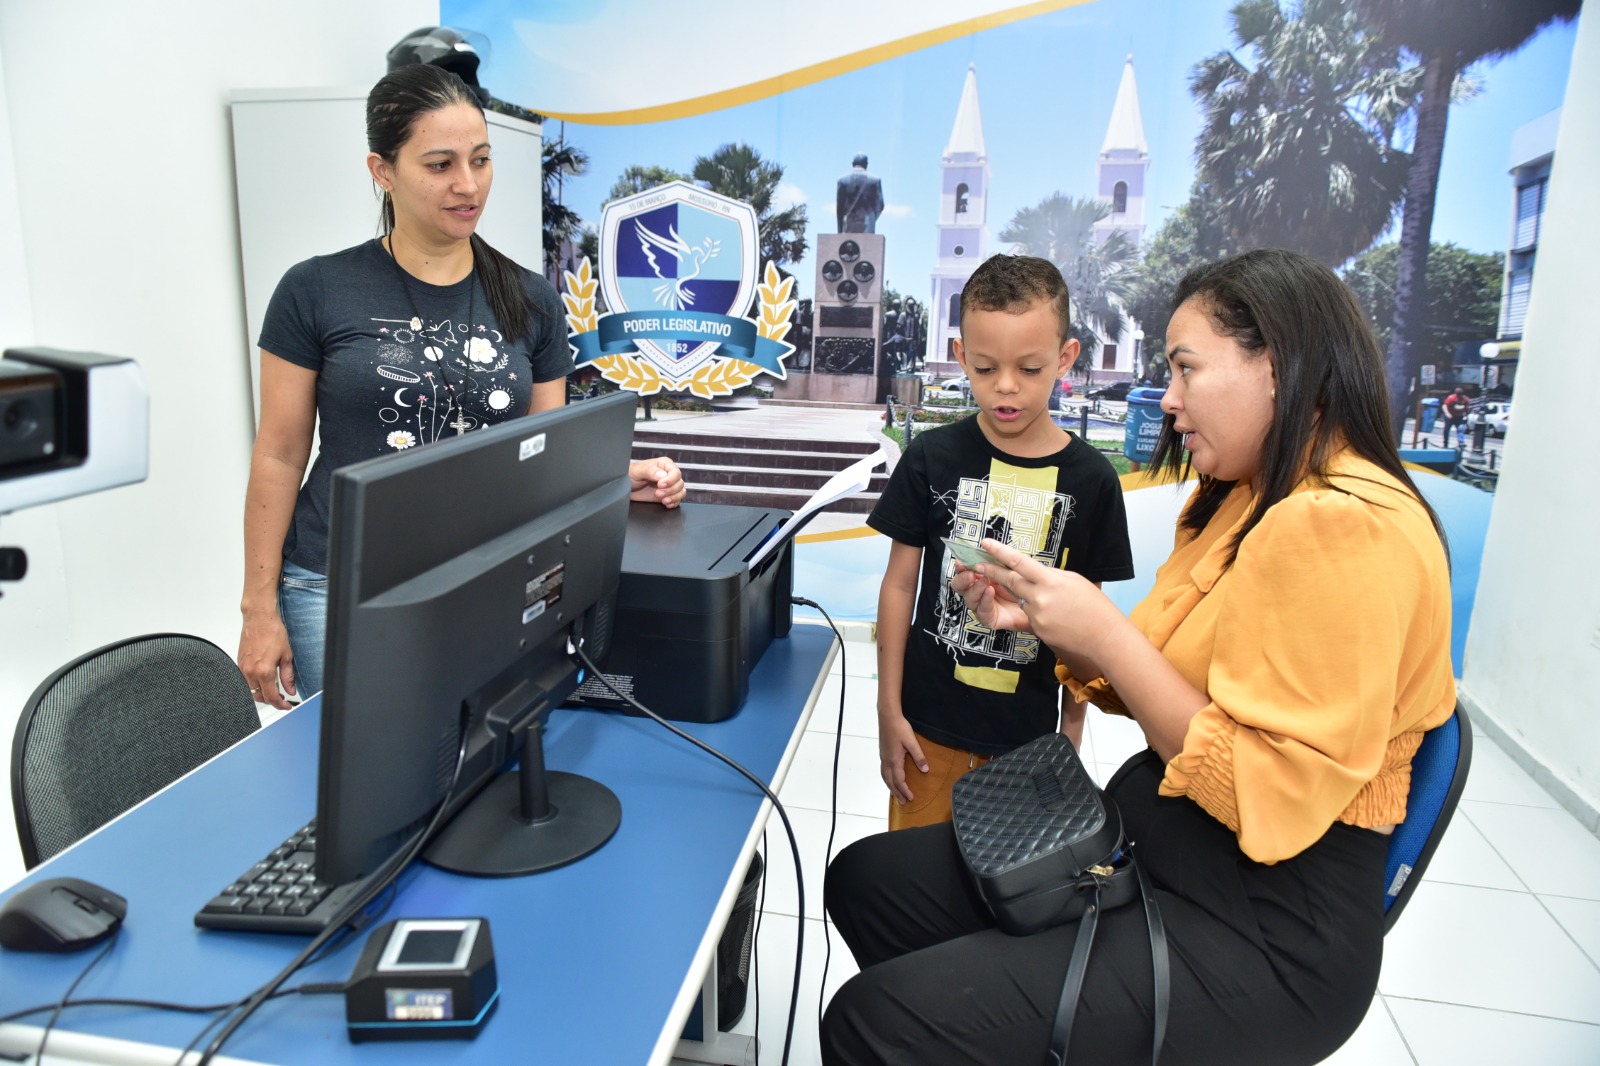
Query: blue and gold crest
566 181 795 397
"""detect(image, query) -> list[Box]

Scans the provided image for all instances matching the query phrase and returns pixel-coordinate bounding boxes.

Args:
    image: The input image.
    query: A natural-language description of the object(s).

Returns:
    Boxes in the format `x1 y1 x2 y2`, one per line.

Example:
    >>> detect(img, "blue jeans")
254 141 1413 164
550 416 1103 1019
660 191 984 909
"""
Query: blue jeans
277 559 327 700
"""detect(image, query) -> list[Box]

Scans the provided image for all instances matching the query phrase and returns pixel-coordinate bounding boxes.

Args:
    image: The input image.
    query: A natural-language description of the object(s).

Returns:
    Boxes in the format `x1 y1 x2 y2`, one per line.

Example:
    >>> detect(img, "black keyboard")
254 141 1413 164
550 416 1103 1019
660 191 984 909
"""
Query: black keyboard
194 820 369 934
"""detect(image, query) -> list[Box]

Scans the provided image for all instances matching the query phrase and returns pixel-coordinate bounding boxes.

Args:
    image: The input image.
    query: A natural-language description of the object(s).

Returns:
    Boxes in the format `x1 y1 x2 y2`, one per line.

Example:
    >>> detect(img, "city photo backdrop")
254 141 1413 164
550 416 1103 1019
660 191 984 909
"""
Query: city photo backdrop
445 0 1578 421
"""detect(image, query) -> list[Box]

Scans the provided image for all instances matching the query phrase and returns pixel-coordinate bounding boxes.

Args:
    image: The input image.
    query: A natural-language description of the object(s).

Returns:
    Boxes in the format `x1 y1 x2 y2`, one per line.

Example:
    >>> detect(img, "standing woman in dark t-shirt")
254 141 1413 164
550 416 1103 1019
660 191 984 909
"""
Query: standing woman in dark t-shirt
238 65 685 709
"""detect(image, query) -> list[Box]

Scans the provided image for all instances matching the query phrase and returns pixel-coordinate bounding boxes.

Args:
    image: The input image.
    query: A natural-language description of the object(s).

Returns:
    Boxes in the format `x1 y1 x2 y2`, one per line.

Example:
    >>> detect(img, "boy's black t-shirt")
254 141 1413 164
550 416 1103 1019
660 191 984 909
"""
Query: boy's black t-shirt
259 239 572 575
867 416 1134 755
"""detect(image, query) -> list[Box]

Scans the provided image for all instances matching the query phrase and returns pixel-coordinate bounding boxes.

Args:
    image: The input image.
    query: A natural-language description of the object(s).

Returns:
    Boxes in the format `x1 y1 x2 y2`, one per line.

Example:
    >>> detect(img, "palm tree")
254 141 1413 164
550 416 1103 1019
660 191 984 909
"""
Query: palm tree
542 139 589 277
1000 194 1138 370
1126 185 1234 360
1350 0 1580 430
691 143 809 269
1190 0 1419 266
608 164 692 202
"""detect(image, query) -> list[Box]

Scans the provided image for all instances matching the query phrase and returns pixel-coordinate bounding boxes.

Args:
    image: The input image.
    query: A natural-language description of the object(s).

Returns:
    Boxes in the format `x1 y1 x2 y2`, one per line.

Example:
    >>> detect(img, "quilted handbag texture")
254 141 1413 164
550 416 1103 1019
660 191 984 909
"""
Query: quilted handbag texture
951 732 1127 936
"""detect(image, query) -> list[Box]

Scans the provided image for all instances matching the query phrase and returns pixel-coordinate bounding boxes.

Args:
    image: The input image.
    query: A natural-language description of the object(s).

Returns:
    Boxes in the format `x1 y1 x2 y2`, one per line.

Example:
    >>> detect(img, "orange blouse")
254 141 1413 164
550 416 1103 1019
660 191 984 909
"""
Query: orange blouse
1064 452 1456 863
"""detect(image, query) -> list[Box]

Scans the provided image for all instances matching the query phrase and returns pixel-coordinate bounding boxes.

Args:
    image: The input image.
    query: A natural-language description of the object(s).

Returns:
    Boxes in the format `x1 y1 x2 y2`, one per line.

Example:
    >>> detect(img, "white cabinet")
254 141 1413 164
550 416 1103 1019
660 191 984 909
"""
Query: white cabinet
230 87 542 415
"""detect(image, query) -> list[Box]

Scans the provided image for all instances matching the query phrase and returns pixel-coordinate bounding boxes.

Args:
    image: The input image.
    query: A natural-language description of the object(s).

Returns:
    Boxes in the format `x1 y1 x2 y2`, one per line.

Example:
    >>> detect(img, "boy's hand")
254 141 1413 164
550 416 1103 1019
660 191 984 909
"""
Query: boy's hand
878 713 928 805
1061 700 1086 750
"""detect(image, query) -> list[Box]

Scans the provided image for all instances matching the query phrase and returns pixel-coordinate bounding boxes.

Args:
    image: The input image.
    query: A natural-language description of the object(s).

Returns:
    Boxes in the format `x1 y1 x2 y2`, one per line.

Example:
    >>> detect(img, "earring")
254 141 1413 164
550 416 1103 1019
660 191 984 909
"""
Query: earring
1271 387 1277 400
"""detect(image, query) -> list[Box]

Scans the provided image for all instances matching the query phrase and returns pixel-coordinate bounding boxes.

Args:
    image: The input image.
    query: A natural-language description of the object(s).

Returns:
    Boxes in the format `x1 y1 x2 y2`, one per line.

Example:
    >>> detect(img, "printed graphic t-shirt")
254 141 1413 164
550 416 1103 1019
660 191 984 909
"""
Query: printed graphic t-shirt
868 416 1135 754
259 239 571 574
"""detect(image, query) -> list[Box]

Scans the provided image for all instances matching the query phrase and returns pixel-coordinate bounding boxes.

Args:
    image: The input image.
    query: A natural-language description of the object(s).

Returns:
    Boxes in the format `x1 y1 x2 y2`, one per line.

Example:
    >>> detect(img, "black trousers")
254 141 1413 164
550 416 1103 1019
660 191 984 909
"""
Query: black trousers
821 752 1387 1065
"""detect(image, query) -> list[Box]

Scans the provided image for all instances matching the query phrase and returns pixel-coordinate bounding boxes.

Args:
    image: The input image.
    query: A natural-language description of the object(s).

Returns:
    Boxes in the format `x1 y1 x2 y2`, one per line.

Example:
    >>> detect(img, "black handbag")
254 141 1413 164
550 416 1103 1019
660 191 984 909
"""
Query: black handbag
951 733 1169 1066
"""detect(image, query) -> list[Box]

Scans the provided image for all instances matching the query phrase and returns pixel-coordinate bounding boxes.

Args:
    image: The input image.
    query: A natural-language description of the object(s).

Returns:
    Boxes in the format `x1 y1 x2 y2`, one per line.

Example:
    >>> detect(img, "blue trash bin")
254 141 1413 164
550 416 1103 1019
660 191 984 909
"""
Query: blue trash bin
1419 397 1440 435
1123 387 1166 464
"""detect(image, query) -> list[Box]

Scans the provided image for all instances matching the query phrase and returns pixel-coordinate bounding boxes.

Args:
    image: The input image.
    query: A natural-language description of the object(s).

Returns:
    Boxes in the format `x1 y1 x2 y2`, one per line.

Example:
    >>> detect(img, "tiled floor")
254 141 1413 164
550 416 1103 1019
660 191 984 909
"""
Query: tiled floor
683 629 1600 1066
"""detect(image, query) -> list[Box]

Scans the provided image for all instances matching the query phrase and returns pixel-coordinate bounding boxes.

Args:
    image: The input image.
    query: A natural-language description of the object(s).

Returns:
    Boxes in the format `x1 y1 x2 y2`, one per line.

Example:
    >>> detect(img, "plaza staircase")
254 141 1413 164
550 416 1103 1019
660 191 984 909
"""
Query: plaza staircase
632 415 888 514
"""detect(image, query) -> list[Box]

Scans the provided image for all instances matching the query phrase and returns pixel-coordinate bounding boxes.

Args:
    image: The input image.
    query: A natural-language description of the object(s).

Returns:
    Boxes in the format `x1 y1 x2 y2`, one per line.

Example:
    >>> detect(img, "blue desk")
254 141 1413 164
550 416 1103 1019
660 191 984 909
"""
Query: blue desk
0 624 836 1065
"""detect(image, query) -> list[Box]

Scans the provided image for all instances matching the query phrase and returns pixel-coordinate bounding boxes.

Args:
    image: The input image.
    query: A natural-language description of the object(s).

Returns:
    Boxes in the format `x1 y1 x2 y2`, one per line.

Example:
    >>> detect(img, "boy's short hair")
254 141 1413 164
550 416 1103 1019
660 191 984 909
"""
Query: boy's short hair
959 255 1073 342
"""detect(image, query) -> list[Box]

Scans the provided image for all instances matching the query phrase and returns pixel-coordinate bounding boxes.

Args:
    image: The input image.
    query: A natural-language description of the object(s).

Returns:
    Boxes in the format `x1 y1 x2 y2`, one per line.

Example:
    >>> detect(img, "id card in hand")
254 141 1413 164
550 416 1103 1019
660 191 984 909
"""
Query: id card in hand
941 536 1001 570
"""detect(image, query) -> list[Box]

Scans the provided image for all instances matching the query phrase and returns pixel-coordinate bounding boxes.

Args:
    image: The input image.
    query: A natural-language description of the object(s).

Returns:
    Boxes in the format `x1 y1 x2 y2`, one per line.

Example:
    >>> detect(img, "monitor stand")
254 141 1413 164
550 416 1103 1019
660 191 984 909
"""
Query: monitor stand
423 718 621 877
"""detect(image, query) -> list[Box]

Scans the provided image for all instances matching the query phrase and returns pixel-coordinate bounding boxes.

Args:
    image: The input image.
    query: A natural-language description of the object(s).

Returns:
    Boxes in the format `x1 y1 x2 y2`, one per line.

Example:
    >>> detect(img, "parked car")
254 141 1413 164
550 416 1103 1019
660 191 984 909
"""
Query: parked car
925 376 969 398
1085 381 1132 402
1484 403 1512 438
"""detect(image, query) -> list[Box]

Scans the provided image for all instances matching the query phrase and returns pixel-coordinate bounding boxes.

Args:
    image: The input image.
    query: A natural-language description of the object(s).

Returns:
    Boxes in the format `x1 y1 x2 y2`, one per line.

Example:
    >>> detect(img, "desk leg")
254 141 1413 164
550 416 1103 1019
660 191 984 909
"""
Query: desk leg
673 958 758 1065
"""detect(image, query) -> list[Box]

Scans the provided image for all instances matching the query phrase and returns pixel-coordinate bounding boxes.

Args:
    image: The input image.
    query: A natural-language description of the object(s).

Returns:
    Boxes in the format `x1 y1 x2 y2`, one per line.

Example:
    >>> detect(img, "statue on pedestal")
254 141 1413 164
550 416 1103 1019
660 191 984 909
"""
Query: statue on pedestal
836 154 885 234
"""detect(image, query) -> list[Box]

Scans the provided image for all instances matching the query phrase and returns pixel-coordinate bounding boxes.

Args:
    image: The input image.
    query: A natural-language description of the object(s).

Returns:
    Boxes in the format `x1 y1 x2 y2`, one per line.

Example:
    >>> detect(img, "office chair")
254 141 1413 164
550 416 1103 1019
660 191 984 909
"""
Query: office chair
1382 703 1473 933
11 633 262 868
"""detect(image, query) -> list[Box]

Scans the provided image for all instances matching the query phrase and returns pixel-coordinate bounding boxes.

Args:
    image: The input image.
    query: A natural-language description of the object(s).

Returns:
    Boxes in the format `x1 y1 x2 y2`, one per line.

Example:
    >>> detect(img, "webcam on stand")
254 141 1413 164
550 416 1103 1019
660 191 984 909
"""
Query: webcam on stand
1 347 150 590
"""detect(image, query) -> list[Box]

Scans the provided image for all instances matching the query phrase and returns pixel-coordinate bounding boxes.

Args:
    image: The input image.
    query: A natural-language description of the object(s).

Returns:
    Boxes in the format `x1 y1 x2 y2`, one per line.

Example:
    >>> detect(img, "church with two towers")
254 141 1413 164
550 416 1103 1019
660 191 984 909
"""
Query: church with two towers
927 57 1150 383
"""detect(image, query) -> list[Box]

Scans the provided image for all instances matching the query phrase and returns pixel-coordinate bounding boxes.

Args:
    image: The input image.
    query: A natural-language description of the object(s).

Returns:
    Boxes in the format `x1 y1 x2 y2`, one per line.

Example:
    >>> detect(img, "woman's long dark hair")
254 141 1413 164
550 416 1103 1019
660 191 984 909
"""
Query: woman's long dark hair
366 64 541 345
1148 248 1446 567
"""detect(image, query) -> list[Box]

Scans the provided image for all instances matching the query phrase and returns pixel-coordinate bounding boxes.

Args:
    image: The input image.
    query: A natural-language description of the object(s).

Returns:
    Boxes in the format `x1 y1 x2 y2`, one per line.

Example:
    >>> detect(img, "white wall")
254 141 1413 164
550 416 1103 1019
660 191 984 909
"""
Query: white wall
1461 8 1599 832
0 41 31 345
0 1 437 885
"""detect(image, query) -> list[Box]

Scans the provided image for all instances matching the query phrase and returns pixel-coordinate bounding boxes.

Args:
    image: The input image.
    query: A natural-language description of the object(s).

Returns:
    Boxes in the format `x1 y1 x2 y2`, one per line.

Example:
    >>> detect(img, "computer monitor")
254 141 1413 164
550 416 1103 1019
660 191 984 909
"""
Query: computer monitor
314 391 636 885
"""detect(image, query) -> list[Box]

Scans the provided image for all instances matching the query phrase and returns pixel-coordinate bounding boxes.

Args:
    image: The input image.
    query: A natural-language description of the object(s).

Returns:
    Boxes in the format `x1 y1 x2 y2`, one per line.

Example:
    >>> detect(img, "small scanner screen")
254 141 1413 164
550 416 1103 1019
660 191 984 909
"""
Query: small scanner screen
377 919 479 972
397 929 464 967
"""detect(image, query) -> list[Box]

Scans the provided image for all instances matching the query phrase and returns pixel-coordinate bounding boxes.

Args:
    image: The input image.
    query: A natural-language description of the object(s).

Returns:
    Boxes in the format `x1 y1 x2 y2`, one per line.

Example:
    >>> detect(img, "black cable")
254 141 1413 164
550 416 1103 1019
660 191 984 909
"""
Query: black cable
1 982 341 1066
174 985 350 1066
190 727 473 1065
791 597 848 1028
172 1001 230 1066
185 858 419 1066
569 640 806 1066
752 828 765 1055
168 920 358 1063
348 882 401 936
33 929 118 1062
0 983 346 1027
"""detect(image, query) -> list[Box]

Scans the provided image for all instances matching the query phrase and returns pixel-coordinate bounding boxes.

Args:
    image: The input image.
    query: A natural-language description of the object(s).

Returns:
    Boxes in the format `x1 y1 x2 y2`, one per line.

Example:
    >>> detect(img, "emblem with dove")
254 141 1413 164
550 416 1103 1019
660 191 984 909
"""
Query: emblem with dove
633 219 722 310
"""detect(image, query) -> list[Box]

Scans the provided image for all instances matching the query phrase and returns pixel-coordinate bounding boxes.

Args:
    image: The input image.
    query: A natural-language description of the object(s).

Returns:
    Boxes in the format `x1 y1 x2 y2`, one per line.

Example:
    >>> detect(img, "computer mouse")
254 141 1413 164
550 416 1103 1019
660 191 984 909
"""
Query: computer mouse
0 876 127 952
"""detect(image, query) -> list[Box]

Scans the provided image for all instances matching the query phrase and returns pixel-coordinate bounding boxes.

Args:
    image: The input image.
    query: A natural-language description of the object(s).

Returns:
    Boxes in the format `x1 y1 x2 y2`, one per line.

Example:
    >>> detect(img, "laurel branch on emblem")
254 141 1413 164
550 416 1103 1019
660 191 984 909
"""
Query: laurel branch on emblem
563 258 795 400
561 257 600 335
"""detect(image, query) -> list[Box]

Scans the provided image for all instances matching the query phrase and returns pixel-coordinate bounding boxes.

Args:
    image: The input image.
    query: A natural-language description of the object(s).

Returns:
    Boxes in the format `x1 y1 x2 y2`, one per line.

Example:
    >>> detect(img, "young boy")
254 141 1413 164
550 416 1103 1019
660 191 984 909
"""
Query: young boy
867 255 1134 830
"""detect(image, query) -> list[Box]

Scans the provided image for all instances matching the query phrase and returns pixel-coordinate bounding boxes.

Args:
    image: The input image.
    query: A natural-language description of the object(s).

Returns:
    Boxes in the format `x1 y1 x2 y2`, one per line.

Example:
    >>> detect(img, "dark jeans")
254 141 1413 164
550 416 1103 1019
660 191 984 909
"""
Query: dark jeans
821 752 1387 1065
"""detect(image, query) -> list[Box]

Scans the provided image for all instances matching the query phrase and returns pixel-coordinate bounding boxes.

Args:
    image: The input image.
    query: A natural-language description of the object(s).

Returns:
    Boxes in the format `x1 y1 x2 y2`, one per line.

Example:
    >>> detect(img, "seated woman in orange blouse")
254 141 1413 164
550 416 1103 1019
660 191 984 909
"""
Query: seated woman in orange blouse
821 249 1455 1066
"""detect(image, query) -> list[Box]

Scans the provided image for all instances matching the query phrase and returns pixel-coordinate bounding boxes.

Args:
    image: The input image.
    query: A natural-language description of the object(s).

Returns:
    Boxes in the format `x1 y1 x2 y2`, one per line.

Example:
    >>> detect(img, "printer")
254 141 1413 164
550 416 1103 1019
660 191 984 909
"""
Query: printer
570 501 794 723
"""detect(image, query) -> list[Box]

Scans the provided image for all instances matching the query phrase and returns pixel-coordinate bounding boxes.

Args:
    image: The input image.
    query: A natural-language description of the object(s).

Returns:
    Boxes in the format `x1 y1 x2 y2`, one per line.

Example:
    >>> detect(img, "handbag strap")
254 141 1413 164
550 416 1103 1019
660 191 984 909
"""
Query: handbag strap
1136 856 1169 1065
1045 855 1169 1066
1047 878 1100 1066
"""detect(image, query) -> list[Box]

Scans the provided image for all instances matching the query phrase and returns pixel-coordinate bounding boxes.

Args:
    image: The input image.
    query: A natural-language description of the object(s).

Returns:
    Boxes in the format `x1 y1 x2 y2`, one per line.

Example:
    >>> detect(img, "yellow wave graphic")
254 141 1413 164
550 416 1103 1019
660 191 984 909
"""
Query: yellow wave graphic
796 524 882 544
537 0 1092 125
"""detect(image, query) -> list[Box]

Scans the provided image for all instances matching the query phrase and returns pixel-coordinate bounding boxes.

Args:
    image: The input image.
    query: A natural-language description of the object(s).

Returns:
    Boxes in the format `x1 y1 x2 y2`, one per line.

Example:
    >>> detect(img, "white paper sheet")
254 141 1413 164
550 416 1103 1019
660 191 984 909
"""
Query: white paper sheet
746 449 886 569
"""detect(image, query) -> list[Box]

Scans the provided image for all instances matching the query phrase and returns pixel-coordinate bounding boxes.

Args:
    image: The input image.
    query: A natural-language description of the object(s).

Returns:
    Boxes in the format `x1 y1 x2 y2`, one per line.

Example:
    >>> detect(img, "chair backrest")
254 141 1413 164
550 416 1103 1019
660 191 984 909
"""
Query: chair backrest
11 633 262 868
1383 704 1473 933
